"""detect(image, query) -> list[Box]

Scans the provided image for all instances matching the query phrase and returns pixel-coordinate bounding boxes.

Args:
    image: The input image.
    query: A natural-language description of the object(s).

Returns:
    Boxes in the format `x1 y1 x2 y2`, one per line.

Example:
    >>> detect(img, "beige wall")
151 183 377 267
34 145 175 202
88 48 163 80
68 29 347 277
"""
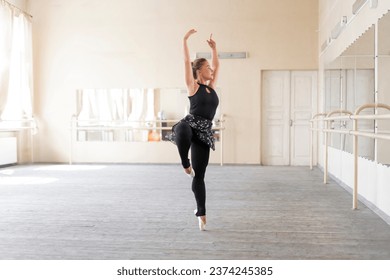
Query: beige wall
7 0 26 9
28 0 318 164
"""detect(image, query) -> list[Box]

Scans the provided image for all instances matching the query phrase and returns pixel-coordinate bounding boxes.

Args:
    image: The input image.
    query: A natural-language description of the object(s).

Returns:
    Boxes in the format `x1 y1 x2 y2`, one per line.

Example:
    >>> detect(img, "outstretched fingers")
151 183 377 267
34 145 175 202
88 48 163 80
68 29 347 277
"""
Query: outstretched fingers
207 33 216 49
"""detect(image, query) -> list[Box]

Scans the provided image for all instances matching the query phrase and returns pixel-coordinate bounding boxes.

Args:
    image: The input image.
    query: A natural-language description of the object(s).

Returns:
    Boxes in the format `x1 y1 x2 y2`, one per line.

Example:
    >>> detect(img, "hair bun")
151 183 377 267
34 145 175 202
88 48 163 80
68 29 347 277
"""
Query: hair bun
191 58 206 79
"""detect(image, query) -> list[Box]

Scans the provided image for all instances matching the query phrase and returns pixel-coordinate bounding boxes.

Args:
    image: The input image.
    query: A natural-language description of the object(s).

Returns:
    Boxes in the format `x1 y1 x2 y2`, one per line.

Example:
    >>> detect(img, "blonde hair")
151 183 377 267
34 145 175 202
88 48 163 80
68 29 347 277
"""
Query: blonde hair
191 58 207 79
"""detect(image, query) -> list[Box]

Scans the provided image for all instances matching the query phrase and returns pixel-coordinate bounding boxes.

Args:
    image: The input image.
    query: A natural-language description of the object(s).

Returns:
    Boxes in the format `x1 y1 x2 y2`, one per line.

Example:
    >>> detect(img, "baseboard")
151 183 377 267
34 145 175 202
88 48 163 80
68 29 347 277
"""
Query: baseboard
317 165 390 225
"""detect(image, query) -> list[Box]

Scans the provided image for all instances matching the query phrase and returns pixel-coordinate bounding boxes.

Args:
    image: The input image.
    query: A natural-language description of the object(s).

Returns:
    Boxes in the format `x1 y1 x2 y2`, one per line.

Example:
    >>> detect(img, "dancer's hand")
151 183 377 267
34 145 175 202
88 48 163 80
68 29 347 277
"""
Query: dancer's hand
184 29 197 40
207 34 216 49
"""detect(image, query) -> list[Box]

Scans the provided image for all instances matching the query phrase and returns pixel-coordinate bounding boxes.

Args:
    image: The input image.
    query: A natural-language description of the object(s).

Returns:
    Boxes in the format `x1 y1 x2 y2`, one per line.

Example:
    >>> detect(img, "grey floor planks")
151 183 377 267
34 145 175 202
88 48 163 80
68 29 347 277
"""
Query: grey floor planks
0 164 389 260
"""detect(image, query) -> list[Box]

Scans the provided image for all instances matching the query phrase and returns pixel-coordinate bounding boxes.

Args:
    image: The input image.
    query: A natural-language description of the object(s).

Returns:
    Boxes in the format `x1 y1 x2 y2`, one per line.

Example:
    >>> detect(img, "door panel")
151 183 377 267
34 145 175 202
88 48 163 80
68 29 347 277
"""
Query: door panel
290 71 317 165
262 70 317 166
261 71 290 165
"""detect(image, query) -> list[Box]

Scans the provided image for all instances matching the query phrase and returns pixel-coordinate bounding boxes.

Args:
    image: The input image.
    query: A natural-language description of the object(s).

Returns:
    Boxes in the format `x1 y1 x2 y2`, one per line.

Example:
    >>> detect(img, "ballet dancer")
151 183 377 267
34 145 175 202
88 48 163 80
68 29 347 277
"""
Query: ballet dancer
171 29 220 231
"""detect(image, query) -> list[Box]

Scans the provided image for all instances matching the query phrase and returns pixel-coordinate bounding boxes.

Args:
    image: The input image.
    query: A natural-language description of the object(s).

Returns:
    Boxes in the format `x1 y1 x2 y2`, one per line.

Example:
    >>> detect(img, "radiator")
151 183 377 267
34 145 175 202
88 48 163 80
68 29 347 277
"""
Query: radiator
0 137 17 165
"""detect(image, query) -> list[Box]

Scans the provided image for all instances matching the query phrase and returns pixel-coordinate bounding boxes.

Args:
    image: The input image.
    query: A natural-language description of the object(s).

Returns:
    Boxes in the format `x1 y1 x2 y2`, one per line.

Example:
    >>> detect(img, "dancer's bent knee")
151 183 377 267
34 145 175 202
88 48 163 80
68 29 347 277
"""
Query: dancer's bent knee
174 122 193 169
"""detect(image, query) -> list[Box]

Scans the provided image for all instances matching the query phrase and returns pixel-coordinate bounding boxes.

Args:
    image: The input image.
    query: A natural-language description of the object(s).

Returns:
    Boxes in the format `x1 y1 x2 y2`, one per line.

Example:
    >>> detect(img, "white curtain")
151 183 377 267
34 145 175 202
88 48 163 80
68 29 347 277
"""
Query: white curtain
76 88 157 141
77 88 131 123
0 1 33 121
77 88 156 124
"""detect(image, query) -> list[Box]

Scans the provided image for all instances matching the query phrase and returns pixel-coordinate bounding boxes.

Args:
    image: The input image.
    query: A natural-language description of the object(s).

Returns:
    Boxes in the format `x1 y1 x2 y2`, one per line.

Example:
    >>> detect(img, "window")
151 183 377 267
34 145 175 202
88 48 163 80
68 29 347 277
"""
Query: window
0 1 33 125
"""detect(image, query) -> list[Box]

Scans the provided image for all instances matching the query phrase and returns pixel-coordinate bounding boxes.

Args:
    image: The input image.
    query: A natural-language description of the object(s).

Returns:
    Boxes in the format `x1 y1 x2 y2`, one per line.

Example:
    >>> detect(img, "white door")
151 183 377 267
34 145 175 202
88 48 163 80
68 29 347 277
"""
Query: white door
262 70 317 166
261 71 290 165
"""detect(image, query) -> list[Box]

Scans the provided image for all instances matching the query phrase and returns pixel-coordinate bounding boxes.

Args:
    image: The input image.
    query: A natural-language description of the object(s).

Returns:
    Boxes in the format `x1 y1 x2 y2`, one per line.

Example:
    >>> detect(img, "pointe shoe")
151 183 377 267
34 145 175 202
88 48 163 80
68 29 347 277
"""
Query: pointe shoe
198 216 206 231
185 167 195 178
194 209 206 231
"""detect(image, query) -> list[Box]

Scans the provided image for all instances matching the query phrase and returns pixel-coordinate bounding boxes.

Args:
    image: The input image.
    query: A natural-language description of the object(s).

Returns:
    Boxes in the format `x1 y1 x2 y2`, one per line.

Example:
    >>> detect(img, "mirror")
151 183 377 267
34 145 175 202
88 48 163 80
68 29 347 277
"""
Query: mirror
377 12 390 164
324 25 375 160
73 88 222 142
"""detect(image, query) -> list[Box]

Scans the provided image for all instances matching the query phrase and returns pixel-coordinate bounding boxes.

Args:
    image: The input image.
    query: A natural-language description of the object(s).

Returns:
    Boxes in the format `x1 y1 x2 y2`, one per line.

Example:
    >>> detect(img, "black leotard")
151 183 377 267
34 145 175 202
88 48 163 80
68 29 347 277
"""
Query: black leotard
189 83 219 120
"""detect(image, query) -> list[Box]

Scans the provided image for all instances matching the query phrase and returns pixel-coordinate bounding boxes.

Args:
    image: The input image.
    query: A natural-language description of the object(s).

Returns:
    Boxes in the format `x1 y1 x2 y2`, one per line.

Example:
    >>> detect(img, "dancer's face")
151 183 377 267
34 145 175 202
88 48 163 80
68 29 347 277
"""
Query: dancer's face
198 61 214 81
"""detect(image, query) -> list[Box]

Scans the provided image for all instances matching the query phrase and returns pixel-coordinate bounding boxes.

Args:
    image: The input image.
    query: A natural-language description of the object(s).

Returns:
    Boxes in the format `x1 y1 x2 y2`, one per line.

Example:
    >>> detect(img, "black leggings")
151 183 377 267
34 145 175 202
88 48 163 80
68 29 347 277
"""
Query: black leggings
173 121 210 217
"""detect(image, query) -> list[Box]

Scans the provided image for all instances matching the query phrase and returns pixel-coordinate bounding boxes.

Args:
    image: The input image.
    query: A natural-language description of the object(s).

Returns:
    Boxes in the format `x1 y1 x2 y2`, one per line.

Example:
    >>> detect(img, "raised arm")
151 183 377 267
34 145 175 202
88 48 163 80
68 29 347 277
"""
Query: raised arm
207 34 220 89
183 29 197 94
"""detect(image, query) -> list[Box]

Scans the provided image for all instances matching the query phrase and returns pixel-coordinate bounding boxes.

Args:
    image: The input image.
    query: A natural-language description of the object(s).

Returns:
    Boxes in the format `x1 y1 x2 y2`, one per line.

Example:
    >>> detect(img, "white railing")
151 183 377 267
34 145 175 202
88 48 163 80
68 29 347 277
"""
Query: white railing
310 103 390 209
69 115 226 165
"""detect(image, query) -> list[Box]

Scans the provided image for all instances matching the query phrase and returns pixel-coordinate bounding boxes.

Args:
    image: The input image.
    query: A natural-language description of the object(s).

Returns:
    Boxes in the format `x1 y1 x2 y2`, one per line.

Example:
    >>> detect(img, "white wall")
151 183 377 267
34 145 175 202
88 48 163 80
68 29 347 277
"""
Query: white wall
319 1 390 219
328 147 390 219
28 0 318 164
0 137 17 165
319 0 390 65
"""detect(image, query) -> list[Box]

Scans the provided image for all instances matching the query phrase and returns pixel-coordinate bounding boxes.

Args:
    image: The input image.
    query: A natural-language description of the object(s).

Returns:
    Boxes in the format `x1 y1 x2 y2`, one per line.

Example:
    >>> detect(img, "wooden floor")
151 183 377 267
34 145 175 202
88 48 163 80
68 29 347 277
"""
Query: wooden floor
0 164 389 260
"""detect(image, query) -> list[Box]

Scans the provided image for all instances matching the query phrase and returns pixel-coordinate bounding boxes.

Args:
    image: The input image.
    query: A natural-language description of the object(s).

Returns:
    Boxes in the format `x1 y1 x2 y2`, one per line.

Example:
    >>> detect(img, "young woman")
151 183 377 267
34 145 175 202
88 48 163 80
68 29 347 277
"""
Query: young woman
172 29 220 231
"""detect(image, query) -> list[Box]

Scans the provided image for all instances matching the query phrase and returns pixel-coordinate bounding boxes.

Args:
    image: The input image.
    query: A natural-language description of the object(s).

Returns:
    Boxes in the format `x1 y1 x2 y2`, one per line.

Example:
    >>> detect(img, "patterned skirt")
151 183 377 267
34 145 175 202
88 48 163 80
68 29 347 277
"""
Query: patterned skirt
171 114 215 150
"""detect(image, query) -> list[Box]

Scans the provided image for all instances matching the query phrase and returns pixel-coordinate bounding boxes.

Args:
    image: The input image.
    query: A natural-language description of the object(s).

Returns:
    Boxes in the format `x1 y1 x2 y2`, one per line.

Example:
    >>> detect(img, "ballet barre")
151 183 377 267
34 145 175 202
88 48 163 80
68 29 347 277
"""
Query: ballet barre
309 103 390 210
69 115 226 165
